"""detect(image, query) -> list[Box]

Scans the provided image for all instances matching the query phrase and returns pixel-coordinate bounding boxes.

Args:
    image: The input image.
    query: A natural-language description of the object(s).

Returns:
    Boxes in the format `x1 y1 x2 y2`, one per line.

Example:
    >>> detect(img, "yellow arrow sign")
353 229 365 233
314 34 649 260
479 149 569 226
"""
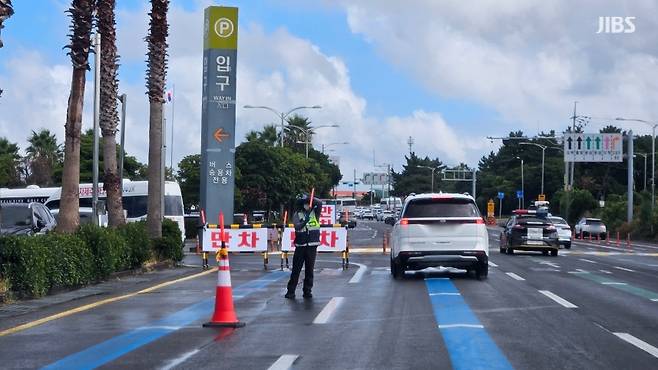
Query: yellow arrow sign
213 128 230 143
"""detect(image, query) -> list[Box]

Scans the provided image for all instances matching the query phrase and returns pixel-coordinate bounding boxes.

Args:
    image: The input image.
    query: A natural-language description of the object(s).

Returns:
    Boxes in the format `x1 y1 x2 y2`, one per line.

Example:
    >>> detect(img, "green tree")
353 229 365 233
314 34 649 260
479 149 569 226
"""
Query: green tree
176 154 200 212
0 137 22 186
391 152 445 196
25 129 61 186
76 129 147 183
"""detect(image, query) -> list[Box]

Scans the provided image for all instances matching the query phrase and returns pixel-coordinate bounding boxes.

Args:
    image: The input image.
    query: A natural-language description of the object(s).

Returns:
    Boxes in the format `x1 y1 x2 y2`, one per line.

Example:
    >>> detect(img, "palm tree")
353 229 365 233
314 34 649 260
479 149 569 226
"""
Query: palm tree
0 0 14 98
26 129 61 186
0 1 13 49
284 115 313 152
58 0 95 233
97 0 124 227
145 0 169 238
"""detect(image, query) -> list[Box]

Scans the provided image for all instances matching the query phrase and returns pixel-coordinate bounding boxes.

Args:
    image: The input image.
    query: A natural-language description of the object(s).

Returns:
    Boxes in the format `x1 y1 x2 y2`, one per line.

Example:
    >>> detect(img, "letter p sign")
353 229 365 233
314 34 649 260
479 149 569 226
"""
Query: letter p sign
214 18 234 38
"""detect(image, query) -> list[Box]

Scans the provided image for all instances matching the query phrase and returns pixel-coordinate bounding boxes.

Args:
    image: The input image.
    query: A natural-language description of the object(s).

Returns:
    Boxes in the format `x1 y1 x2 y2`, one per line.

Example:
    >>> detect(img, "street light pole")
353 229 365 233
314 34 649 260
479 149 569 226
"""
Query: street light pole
243 105 321 148
321 141 349 154
118 93 127 181
92 33 101 225
288 124 339 158
416 165 437 193
616 117 658 212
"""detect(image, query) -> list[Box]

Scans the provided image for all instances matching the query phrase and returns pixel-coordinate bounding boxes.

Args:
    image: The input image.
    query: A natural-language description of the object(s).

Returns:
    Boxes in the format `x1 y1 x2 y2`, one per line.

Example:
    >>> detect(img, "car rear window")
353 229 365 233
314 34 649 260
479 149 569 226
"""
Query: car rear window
585 219 602 225
517 216 550 225
549 217 567 225
402 198 480 218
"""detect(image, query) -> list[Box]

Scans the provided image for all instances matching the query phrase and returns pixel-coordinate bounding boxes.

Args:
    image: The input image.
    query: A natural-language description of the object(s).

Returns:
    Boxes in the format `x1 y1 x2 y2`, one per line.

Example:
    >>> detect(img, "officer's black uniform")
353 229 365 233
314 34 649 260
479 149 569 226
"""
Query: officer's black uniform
285 196 322 299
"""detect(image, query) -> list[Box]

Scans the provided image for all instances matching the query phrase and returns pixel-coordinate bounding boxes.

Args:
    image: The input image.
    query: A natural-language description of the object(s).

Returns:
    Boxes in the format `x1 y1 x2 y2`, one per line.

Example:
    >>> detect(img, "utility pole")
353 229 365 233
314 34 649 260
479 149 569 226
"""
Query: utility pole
118 93 127 181
407 136 414 153
92 33 101 226
628 131 634 223
353 168 357 199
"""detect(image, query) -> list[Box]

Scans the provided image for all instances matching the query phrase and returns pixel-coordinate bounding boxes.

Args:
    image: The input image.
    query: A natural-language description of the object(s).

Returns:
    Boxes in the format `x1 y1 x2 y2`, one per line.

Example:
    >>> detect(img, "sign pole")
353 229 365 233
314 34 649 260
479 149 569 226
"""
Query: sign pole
200 7 239 250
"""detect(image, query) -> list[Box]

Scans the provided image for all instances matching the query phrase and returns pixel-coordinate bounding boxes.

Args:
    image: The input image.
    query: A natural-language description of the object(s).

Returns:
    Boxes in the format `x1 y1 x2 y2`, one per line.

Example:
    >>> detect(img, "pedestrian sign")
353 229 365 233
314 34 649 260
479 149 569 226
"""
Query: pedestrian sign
516 190 523 199
538 194 545 201
487 199 495 218
497 192 505 200
564 133 623 162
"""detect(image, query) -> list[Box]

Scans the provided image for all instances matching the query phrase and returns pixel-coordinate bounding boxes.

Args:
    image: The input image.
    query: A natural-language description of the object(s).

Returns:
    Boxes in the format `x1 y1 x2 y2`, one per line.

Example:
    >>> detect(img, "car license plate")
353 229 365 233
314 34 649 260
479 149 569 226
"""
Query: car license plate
527 228 543 241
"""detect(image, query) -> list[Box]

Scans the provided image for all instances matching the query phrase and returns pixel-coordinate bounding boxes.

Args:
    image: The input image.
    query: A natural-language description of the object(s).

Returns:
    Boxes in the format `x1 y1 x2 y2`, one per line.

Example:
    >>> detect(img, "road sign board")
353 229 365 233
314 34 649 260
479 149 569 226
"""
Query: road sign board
200 6 238 234
564 133 623 162
516 190 523 199
538 194 546 201
362 172 389 185
487 199 495 217
497 192 505 200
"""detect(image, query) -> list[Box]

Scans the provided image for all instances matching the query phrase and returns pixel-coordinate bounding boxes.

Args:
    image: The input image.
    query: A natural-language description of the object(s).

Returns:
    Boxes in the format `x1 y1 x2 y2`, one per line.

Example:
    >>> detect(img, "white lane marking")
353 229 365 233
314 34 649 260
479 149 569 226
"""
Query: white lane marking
576 268 588 273
438 324 484 329
349 262 368 284
601 282 627 285
651 299 658 302
160 349 200 370
579 258 598 264
540 261 560 269
613 266 635 272
313 297 344 324
488 261 498 267
267 354 299 370
613 333 658 358
506 272 526 281
429 292 460 296
539 290 578 308
599 270 612 274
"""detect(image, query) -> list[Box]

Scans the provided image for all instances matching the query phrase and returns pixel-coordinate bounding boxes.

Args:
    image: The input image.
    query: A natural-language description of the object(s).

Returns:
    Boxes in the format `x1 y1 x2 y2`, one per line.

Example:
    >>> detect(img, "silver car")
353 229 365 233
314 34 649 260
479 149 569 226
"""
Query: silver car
549 216 572 249
574 217 607 240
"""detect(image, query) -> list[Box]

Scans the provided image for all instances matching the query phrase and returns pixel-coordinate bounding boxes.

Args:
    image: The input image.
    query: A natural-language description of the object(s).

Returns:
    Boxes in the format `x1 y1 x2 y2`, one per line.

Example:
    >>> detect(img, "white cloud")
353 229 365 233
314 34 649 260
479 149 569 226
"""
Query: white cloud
0 1 500 187
340 0 658 136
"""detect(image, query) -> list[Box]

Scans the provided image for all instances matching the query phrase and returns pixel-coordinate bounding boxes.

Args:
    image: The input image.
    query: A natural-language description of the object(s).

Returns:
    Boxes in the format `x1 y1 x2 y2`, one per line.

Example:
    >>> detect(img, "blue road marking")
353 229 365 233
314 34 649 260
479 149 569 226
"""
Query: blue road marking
43 270 287 370
425 278 513 370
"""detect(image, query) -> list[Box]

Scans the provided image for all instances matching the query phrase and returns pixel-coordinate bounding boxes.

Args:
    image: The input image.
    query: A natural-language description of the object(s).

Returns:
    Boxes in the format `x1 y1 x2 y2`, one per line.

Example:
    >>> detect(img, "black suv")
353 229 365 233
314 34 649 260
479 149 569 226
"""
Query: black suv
0 202 57 235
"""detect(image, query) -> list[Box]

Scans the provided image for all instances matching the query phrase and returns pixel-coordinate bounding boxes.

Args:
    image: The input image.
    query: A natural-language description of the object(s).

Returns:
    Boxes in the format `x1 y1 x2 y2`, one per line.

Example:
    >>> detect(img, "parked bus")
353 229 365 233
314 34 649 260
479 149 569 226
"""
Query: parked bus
44 180 185 242
325 197 357 215
0 185 59 204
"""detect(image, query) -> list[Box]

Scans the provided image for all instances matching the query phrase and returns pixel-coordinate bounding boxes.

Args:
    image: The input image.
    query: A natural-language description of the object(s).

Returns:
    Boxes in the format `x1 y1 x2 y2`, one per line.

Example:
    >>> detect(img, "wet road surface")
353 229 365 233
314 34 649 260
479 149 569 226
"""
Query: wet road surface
1 221 657 369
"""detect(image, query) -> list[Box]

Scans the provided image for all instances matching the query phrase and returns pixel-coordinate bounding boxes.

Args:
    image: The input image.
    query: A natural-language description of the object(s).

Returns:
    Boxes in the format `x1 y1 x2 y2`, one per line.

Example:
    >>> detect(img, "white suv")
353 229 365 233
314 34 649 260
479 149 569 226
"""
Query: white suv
390 193 489 280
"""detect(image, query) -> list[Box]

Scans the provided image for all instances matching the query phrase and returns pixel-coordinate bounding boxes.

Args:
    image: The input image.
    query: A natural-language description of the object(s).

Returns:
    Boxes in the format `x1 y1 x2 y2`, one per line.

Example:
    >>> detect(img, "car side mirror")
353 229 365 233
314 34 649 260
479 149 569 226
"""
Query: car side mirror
36 219 46 229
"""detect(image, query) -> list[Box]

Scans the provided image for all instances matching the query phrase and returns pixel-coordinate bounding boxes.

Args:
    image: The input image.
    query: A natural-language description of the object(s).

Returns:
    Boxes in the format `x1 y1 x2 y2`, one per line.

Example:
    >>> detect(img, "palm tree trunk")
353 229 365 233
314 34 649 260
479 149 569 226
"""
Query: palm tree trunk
58 0 94 233
103 134 124 226
145 0 169 238
147 103 163 237
59 68 86 233
0 0 15 98
97 0 125 227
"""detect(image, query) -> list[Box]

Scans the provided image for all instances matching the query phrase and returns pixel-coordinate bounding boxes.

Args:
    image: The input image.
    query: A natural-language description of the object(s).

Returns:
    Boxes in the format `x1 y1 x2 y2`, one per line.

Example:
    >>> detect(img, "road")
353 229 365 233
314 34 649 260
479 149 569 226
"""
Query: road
1 220 657 369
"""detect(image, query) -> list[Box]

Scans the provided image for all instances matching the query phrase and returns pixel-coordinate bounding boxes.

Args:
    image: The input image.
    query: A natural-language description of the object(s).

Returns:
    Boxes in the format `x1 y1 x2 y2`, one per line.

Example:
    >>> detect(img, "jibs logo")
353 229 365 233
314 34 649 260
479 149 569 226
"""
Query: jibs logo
597 17 636 34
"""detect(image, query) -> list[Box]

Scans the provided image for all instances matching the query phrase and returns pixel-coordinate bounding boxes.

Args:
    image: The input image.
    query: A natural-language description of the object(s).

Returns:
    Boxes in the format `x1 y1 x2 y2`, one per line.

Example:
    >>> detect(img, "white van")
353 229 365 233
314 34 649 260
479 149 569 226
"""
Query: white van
44 180 185 242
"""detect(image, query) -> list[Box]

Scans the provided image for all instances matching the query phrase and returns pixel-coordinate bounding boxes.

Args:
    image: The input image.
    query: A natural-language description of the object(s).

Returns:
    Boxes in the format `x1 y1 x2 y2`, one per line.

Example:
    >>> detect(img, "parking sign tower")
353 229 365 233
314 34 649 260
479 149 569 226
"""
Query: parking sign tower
200 7 238 233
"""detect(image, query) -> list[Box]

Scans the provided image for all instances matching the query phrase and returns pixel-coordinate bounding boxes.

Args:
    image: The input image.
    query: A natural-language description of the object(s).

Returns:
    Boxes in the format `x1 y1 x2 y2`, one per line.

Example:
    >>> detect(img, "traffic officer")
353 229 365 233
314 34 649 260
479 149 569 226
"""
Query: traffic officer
285 194 322 299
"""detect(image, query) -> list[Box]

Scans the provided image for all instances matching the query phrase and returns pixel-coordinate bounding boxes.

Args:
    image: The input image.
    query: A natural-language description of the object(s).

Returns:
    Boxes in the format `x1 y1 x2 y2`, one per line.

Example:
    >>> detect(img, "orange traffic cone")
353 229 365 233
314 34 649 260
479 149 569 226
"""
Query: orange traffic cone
203 247 245 328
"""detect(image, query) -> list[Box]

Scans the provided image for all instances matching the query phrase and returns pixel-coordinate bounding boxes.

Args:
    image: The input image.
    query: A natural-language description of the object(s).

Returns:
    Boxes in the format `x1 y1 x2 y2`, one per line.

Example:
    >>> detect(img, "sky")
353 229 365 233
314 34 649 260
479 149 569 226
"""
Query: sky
1 0 658 191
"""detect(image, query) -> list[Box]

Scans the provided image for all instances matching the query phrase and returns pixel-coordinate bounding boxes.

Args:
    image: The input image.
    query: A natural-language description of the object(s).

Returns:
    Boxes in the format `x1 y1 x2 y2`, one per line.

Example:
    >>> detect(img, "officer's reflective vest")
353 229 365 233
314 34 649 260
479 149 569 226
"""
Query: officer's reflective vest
294 211 321 247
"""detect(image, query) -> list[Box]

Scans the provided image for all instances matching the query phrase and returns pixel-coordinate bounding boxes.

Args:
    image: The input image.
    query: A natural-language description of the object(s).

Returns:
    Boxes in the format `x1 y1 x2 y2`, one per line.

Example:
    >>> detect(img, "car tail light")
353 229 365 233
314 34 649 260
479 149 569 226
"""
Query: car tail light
400 218 409 226
513 224 524 230
476 218 485 225
546 226 557 232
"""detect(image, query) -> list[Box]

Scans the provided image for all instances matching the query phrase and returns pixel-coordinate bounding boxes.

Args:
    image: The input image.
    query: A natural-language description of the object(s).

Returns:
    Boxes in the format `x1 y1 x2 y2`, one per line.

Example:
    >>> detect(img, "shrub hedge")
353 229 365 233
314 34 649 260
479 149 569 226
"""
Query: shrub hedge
0 220 182 299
